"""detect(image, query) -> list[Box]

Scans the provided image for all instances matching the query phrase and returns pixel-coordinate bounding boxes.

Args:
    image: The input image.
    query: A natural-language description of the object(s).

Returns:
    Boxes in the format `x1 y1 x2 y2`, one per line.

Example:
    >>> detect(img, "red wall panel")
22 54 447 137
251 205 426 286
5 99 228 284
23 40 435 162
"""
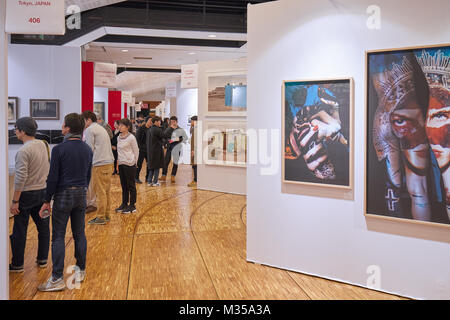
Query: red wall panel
108 91 121 129
81 61 94 112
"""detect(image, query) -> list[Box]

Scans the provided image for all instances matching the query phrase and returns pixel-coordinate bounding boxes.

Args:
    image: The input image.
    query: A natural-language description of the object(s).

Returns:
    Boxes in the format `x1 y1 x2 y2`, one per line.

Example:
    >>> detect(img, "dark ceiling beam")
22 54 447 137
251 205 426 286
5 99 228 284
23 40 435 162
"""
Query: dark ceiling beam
117 67 181 74
96 35 245 48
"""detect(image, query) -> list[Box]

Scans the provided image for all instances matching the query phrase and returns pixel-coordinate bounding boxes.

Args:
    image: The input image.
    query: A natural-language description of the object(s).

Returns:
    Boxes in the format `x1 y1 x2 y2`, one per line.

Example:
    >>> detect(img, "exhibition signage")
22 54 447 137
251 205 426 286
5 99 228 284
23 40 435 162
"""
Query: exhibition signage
94 62 117 88
181 64 198 89
165 82 177 98
5 0 65 35
121 91 133 104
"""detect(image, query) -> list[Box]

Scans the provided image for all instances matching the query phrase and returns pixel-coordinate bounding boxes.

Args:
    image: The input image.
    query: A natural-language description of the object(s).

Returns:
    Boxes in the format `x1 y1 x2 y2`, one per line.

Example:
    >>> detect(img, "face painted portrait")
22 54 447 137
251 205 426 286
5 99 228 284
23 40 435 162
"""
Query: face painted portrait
366 45 450 225
283 79 352 188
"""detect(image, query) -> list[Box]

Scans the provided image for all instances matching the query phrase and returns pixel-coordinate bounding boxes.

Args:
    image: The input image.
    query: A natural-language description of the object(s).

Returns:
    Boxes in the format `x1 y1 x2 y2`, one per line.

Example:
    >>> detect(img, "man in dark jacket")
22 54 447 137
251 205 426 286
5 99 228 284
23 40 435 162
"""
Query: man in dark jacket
147 116 164 186
135 118 148 184
160 116 188 184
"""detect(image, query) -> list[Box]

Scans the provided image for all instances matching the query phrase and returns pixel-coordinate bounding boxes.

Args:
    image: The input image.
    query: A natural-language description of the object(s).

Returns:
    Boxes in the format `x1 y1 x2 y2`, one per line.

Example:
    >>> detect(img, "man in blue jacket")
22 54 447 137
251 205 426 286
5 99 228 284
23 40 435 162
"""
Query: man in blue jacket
37 113 93 292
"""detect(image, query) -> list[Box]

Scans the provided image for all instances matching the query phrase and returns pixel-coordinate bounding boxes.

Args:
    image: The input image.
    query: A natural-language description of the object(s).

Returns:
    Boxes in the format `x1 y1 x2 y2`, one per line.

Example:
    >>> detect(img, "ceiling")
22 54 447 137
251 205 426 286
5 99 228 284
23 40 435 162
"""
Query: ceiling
115 72 180 99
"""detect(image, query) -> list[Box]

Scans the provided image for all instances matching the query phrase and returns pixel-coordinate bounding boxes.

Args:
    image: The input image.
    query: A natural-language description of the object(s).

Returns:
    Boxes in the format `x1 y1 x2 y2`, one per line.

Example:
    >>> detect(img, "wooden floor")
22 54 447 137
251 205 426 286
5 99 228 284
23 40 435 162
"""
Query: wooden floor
9 164 405 300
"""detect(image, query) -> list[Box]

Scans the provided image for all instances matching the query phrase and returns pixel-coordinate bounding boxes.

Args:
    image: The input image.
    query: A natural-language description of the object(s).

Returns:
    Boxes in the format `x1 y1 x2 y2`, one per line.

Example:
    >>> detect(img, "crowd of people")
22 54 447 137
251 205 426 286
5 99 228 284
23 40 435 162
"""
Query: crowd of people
9 111 198 292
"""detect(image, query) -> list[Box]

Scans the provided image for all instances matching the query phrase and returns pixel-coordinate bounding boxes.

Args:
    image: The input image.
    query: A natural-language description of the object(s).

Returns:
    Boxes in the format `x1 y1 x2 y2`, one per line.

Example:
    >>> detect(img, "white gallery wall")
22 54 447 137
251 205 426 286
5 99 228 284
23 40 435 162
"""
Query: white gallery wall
175 81 198 165
247 0 450 299
198 59 247 195
7 44 81 167
0 0 10 300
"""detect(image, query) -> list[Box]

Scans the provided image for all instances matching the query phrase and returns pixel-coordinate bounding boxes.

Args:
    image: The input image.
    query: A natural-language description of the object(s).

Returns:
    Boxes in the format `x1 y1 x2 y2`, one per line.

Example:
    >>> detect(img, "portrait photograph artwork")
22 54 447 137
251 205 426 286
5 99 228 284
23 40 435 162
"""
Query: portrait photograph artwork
8 97 18 124
30 99 60 120
366 44 450 226
283 78 353 188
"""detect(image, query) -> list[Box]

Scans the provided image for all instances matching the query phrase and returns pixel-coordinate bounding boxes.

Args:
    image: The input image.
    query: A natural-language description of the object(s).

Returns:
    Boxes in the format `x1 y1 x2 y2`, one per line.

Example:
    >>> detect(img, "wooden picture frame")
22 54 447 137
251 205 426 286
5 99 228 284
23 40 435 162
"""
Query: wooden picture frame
8 97 19 124
30 99 60 120
282 78 354 190
204 120 247 168
364 43 450 228
205 70 247 117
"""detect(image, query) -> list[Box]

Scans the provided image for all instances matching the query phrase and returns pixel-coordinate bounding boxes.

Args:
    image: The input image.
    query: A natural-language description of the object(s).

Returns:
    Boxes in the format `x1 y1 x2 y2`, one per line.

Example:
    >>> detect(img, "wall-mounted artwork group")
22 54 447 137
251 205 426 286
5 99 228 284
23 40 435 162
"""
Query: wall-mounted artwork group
282 78 353 188
207 73 247 116
205 121 247 167
366 44 450 225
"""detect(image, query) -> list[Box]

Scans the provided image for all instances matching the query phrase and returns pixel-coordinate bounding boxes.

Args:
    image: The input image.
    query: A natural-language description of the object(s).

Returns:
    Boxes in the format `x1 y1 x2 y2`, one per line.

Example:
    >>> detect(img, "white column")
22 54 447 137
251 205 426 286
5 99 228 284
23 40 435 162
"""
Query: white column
0 0 10 300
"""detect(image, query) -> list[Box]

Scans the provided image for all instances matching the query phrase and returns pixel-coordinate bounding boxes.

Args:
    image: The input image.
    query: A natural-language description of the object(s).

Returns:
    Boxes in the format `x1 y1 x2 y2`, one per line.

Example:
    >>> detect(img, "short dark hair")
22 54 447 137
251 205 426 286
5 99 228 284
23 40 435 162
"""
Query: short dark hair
152 116 161 124
191 116 198 121
82 110 97 123
15 117 38 137
64 113 85 135
118 118 132 131
169 116 178 122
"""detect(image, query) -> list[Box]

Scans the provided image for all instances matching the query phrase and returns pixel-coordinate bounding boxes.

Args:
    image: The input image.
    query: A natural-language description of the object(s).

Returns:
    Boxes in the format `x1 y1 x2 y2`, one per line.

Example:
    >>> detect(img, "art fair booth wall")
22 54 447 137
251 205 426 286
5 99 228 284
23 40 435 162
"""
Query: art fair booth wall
197 58 247 195
246 0 450 299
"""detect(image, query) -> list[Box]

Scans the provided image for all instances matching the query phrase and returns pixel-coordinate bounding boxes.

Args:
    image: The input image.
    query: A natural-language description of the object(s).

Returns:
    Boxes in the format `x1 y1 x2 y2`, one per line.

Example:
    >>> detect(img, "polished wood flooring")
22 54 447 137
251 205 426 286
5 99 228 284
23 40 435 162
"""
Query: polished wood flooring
9 164 405 300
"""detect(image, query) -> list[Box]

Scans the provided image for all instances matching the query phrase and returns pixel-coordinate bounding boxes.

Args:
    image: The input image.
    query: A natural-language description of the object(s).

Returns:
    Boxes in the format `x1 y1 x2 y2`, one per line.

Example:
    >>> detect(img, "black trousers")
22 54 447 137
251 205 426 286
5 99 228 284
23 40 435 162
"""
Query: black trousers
135 150 147 180
192 165 197 182
162 144 180 176
119 164 137 206
112 149 118 173
10 189 50 267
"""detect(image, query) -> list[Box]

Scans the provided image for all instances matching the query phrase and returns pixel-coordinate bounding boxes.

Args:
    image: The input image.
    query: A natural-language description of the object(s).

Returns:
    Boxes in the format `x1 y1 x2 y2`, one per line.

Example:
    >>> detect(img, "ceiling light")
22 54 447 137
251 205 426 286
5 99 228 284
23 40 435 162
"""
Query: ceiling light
208 34 217 38
121 49 129 52
188 52 196 55
125 62 132 65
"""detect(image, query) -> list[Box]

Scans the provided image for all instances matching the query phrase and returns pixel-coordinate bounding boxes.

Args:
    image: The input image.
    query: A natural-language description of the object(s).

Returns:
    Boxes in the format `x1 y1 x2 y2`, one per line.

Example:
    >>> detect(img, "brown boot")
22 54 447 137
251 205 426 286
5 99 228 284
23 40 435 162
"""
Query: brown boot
159 175 166 181
171 176 176 183
188 181 197 188
85 206 97 214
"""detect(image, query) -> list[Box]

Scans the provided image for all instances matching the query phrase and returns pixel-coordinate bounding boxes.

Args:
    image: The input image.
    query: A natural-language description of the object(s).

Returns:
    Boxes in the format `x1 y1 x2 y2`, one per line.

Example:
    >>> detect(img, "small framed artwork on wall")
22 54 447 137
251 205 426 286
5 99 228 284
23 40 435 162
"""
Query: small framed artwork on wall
8 97 19 124
30 99 60 120
282 78 354 189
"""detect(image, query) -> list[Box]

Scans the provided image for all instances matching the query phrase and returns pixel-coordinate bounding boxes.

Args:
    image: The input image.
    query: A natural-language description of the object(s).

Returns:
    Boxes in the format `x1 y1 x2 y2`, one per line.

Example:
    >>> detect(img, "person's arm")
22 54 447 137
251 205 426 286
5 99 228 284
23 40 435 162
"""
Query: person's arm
131 136 140 166
86 149 93 185
84 127 95 151
40 146 60 217
44 147 60 203
11 150 28 215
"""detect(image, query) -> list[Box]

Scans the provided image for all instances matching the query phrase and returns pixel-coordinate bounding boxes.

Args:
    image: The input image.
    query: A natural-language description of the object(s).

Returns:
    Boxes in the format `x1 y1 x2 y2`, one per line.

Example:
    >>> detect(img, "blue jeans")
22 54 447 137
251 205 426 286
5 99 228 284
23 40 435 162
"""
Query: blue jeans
147 168 160 184
51 187 87 280
10 189 49 267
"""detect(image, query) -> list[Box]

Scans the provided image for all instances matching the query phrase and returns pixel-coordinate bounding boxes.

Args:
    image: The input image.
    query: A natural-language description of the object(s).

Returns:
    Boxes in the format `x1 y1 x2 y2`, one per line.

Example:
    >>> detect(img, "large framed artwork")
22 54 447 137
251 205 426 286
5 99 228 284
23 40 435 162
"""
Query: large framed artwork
205 121 247 167
30 99 60 120
8 97 19 124
207 72 247 116
94 102 105 121
366 44 450 226
282 78 354 189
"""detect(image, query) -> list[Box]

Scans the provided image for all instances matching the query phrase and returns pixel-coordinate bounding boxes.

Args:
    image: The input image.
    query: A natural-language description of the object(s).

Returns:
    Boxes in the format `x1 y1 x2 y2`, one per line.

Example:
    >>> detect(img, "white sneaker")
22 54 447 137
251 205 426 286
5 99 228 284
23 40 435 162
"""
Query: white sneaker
147 182 153 187
153 182 161 187
38 277 66 292
75 270 86 283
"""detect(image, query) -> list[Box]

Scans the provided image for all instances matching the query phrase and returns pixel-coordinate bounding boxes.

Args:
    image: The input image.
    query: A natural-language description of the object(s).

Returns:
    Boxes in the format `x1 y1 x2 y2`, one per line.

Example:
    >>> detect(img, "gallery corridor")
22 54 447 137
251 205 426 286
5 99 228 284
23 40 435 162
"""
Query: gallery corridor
9 165 403 300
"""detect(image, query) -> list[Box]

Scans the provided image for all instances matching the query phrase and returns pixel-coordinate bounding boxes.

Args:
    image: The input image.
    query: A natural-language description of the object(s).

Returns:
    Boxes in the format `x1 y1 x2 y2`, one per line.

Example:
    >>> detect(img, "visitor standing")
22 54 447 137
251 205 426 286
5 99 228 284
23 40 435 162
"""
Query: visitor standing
96 114 113 139
135 118 148 184
9 117 50 273
82 111 115 225
38 113 93 292
147 116 164 187
188 116 198 187
115 118 140 214
160 116 188 183
111 120 120 175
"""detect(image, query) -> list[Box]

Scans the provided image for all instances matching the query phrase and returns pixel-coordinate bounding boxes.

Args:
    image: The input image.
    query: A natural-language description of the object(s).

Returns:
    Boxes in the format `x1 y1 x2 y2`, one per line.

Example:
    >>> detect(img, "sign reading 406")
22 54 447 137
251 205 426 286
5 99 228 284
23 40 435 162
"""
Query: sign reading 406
5 0 65 35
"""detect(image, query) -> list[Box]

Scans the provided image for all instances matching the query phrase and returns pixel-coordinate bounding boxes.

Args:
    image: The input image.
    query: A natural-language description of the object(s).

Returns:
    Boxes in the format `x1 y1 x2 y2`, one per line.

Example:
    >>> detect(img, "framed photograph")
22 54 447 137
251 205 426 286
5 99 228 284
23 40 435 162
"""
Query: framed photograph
35 130 51 144
204 121 247 167
93 102 105 121
207 71 247 116
365 44 450 226
30 99 60 120
8 97 19 124
50 130 64 144
8 129 21 145
282 78 354 189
